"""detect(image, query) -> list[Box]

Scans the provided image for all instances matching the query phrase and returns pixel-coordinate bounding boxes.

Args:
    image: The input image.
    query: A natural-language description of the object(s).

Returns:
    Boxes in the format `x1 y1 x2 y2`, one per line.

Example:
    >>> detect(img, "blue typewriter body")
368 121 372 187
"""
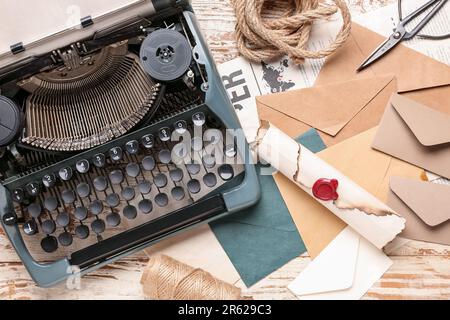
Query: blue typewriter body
0 0 260 287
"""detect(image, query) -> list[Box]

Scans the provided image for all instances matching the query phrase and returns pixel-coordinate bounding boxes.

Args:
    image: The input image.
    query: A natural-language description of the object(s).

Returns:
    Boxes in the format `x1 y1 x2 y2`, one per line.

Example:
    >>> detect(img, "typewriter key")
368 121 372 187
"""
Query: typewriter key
192 112 206 127
122 187 135 201
44 197 58 212
12 188 25 203
23 220 38 236
138 180 152 195
75 225 90 239
123 205 138 220
25 182 40 197
2 212 17 226
202 154 216 169
142 156 156 171
41 236 58 253
171 187 185 201
110 170 124 185
126 140 139 155
106 194 120 208
186 163 201 175
89 200 103 215
106 213 121 227
203 173 217 188
126 163 140 178
142 134 154 149
204 129 222 145
169 168 184 182
174 120 187 134
225 144 237 158
110 147 123 162
93 177 108 192
61 190 76 204
218 165 234 181
155 193 169 207
56 212 70 228
91 219 106 234
154 173 168 188
58 232 73 247
138 199 153 214
27 203 42 218
41 220 56 235
93 153 106 168
42 174 57 188
159 127 172 142
76 160 90 174
59 167 73 181
74 207 88 221
187 179 201 194
172 143 189 162
158 149 172 164
191 137 203 152
76 183 91 198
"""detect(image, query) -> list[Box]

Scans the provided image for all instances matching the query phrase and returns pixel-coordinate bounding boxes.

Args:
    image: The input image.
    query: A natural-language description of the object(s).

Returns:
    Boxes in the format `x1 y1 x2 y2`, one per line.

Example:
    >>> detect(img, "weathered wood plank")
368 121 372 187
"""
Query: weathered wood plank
0 0 449 300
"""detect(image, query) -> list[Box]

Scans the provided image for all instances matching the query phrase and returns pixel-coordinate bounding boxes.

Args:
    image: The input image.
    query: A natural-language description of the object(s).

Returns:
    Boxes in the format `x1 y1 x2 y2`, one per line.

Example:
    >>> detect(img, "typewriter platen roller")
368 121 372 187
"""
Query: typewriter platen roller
0 0 260 287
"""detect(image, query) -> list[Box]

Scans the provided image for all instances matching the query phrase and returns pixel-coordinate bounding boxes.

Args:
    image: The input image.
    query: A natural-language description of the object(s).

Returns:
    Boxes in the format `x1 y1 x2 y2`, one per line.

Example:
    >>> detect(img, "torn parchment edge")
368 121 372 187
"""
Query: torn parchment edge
253 120 406 250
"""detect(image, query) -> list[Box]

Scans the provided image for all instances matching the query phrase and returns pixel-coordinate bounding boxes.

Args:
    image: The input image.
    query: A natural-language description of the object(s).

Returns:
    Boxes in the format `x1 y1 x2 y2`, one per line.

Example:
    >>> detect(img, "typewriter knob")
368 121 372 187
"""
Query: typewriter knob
0 96 23 147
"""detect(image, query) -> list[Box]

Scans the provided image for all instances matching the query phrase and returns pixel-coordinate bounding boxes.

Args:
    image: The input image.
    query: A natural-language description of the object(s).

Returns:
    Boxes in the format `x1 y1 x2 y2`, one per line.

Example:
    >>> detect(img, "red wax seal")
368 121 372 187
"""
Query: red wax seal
312 178 339 201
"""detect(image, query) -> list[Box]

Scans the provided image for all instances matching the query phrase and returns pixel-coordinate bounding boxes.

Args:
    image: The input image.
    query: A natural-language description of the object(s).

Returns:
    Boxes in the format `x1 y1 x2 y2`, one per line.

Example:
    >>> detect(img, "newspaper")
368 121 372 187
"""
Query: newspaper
217 21 341 142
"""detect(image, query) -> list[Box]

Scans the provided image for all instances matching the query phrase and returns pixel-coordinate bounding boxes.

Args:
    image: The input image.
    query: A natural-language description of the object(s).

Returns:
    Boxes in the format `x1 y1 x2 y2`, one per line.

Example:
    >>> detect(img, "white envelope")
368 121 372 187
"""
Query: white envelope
288 227 393 300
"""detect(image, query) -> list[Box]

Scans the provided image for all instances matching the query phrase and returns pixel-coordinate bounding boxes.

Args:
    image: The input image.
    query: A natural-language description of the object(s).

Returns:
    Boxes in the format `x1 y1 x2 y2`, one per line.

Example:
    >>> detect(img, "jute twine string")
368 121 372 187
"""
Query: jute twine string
232 0 352 64
141 255 248 300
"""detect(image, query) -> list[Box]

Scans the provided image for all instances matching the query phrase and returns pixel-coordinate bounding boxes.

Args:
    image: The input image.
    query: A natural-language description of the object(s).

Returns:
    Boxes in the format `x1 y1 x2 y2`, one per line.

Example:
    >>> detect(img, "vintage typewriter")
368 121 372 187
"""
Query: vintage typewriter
0 0 260 287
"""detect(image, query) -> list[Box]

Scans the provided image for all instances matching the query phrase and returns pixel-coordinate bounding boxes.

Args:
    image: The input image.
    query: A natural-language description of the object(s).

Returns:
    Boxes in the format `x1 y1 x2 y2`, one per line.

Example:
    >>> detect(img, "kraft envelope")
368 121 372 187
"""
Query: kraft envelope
258 22 450 142
388 177 450 245
316 23 450 110
256 75 397 146
210 129 325 287
373 93 450 179
274 127 424 258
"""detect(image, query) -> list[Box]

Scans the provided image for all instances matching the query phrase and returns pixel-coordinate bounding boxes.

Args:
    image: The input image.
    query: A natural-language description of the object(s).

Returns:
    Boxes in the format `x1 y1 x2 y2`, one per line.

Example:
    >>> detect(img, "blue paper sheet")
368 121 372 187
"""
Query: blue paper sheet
210 129 327 287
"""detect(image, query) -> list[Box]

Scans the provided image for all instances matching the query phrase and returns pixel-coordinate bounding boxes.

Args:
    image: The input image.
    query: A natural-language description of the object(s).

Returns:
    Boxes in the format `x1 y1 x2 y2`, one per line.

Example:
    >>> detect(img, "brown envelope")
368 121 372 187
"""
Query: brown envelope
256 75 397 146
273 128 424 258
258 22 450 143
372 93 450 179
388 177 450 245
316 23 450 110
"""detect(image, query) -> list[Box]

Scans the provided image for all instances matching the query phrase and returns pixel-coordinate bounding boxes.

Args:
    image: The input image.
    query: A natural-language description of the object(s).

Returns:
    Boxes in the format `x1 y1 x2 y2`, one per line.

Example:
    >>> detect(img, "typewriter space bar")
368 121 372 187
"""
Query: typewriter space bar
70 195 226 268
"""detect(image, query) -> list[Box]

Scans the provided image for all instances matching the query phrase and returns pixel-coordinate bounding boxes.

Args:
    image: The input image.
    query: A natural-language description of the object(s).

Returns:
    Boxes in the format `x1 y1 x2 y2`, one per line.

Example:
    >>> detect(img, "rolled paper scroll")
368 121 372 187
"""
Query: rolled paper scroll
253 121 406 249
141 255 249 300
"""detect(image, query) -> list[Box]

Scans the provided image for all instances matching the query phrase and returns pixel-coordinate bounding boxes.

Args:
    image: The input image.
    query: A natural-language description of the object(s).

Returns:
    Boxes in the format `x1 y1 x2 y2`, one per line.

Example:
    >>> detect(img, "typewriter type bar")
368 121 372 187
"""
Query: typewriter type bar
0 0 260 287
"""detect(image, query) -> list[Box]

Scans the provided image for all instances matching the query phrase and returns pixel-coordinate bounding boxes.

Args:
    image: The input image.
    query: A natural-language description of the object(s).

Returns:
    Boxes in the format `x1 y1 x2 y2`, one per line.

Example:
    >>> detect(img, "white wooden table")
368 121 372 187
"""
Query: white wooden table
1 0 449 300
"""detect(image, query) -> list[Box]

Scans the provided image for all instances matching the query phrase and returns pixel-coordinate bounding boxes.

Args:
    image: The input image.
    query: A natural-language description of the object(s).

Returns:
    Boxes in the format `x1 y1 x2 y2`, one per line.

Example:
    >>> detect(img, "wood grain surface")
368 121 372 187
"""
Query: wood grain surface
1 0 449 300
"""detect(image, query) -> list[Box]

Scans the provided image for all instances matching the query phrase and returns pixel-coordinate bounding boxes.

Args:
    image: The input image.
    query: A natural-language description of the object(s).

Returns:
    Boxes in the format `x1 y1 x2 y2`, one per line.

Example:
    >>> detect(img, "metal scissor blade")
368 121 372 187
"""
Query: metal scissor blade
356 35 403 72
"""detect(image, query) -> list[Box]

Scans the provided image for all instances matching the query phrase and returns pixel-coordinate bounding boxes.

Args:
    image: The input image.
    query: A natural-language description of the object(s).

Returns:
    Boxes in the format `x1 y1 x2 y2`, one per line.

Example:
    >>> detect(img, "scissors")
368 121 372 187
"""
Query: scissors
357 0 449 72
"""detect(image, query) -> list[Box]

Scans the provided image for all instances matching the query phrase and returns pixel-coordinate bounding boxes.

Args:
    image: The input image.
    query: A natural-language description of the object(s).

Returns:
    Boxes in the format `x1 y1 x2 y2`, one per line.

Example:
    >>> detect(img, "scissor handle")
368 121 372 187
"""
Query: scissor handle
401 0 448 40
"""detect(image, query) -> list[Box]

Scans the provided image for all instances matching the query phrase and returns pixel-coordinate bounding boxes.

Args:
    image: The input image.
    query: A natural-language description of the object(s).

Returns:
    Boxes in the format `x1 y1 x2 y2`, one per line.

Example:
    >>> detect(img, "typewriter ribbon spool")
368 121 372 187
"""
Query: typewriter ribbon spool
140 29 193 82
0 96 23 147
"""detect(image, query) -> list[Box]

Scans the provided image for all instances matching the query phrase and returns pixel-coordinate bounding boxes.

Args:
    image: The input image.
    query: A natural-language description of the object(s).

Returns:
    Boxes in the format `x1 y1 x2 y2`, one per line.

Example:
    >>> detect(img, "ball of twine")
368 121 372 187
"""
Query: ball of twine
231 0 352 64
141 255 248 300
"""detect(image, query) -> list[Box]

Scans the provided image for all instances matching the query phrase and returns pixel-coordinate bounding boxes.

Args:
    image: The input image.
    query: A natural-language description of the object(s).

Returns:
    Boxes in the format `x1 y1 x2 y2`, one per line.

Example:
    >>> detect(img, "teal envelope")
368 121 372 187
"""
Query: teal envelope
210 129 327 287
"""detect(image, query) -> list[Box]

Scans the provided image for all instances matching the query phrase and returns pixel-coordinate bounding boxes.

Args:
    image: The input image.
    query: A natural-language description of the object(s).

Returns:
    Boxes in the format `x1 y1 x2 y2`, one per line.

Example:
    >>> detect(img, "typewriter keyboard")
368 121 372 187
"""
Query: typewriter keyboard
5 105 244 261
